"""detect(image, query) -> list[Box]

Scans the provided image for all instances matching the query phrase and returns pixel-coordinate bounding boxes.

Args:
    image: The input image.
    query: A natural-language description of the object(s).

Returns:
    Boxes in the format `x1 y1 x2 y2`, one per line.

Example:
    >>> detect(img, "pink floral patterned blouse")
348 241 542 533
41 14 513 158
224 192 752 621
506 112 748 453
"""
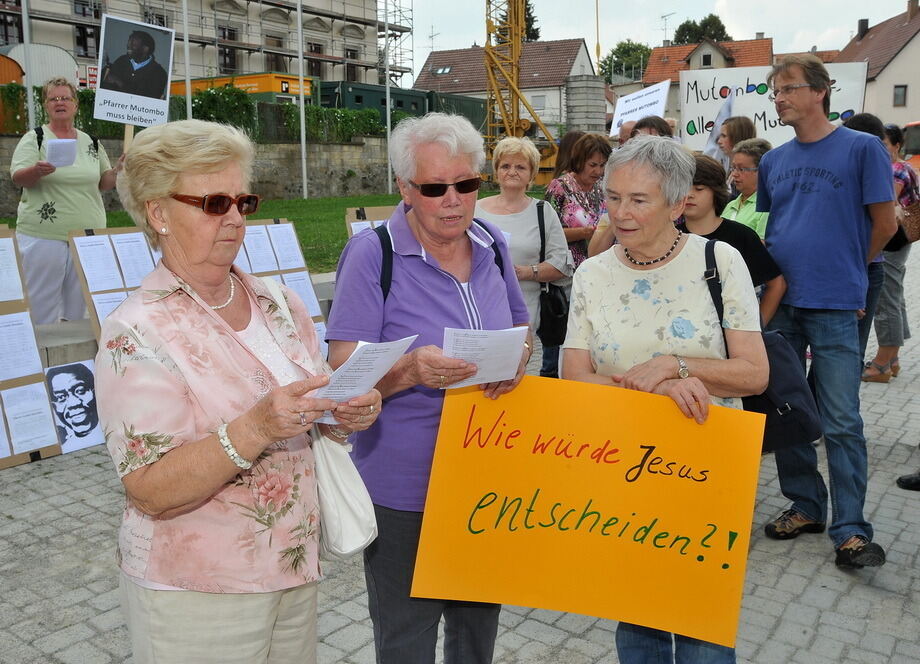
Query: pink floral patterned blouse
96 263 329 593
544 171 607 268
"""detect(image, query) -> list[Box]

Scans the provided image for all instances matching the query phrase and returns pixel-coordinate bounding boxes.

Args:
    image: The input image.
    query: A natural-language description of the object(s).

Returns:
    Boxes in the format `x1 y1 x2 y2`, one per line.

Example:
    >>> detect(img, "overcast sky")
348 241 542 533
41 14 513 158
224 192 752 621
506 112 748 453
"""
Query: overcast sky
405 0 911 85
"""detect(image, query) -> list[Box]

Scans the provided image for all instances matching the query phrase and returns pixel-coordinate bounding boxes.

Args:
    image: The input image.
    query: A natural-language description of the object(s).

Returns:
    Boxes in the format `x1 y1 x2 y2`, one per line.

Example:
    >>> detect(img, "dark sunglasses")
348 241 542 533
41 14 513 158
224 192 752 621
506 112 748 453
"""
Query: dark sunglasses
408 177 481 197
170 193 261 216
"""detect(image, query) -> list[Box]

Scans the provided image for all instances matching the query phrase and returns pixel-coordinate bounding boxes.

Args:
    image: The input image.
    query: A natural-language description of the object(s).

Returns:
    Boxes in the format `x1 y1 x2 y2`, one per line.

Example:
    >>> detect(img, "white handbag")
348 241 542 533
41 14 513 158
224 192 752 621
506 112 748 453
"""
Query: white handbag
312 431 378 560
260 276 378 560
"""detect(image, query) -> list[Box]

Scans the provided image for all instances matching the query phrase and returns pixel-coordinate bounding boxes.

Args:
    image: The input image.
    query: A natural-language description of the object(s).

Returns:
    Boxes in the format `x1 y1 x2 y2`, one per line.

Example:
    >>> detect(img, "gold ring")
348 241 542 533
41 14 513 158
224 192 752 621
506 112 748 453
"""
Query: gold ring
439 375 446 388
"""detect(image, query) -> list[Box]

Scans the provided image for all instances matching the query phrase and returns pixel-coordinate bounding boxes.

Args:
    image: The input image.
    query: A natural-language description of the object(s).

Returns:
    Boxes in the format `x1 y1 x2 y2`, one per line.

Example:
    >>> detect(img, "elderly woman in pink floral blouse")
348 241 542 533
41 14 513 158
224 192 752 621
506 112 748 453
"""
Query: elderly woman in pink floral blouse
96 119 381 664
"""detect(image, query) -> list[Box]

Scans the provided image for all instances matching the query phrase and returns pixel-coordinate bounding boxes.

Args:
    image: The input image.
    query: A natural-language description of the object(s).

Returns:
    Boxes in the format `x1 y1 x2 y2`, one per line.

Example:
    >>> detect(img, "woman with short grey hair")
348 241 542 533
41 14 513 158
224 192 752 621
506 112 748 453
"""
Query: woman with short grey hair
563 135 768 664
326 113 531 664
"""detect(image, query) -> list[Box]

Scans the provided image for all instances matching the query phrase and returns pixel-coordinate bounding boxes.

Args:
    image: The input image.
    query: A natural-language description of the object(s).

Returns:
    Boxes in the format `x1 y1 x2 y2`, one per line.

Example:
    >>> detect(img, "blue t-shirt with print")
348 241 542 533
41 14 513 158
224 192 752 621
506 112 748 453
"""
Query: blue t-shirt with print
757 126 894 310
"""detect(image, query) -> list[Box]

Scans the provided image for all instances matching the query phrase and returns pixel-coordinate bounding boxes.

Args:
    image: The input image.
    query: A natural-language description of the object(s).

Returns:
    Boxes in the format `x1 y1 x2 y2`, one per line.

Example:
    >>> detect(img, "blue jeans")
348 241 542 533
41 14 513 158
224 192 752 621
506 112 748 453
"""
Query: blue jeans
540 344 559 378
615 623 735 663
364 505 500 664
857 261 885 362
767 305 873 546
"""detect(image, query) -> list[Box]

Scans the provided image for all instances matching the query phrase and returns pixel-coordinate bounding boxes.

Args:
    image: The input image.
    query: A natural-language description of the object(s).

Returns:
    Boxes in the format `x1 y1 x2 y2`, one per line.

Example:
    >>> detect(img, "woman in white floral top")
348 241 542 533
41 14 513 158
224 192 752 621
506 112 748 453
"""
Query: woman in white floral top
562 135 768 664
96 119 381 664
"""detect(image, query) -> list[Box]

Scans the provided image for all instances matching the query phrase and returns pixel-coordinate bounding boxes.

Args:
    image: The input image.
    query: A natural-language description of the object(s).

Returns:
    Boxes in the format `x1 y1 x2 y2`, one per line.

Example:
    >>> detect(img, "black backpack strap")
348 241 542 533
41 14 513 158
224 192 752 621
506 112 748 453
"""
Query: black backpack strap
472 219 504 277
376 219 505 302
374 224 393 301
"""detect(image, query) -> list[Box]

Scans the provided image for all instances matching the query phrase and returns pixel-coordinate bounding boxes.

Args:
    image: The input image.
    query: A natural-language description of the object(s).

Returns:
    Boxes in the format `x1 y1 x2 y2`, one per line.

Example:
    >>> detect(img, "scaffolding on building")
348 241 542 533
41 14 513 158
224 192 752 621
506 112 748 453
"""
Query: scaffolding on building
376 0 411 85
0 0 411 83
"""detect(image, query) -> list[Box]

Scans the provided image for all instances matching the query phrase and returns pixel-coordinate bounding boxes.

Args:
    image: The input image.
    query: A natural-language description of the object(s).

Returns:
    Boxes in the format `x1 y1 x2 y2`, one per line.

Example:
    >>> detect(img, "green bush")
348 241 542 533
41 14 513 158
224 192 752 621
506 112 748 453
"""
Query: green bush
280 103 385 143
1 82 393 144
189 85 257 135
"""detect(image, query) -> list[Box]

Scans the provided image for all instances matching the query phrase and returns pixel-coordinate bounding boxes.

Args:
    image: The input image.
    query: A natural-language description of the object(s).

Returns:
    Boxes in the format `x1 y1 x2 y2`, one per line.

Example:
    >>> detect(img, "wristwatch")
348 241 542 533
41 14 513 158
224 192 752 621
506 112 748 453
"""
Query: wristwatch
675 355 690 379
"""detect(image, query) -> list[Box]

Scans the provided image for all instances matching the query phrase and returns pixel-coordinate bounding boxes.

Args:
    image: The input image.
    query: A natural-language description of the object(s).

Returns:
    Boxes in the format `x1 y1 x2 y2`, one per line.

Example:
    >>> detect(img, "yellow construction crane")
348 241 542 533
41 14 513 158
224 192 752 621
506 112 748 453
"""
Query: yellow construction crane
484 0 558 185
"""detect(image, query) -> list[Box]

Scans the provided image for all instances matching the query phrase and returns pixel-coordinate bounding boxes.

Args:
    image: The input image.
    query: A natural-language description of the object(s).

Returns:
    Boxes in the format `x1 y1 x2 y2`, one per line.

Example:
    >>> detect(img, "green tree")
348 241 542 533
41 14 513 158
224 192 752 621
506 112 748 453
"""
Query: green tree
599 39 652 83
499 0 540 42
672 13 732 45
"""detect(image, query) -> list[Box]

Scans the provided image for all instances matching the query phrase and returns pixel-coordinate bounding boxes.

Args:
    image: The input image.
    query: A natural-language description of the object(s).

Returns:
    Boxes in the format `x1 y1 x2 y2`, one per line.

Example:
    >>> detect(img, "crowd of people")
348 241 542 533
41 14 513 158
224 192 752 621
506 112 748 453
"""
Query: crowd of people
8 51 918 663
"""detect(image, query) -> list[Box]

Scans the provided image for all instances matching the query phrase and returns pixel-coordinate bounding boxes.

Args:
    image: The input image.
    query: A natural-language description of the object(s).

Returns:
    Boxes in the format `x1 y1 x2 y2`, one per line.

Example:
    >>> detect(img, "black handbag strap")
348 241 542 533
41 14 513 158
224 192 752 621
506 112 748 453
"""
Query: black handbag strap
703 239 729 350
536 200 547 263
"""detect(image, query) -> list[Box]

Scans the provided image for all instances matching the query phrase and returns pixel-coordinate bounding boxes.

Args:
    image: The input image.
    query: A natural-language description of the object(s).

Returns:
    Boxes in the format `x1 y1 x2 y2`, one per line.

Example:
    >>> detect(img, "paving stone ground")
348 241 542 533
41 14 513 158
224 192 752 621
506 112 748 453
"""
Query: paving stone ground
2 256 920 663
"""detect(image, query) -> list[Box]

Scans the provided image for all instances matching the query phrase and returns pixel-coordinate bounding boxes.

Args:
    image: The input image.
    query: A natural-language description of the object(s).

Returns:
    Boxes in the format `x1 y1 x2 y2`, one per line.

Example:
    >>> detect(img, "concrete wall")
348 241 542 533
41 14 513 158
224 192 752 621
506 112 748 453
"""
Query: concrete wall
1 135 389 217
565 74 606 133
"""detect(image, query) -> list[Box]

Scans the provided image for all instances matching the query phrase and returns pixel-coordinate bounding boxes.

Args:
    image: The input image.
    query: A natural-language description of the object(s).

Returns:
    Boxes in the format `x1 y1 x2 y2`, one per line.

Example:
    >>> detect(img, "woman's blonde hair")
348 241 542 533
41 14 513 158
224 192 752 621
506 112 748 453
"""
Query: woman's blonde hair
42 77 78 102
117 119 254 248
491 136 541 184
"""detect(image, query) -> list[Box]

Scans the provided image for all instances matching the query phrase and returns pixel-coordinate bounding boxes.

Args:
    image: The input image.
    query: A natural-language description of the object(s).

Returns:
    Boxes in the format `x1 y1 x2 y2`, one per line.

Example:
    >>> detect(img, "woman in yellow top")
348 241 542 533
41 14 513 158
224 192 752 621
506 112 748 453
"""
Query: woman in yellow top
10 77 119 324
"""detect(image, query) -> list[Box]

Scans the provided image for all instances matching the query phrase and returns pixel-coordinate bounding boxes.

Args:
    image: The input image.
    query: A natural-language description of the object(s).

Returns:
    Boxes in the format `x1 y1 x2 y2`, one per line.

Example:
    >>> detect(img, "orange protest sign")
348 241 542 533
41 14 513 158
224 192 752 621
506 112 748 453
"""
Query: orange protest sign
412 375 765 648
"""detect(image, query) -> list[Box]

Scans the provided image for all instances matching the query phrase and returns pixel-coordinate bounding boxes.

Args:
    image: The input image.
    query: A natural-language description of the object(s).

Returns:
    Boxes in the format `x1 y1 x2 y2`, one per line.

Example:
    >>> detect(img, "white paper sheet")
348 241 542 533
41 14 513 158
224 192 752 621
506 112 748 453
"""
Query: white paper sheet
244 225 279 273
0 312 43 382
281 271 322 318
111 232 155 288
0 416 10 459
314 335 417 423
45 138 77 167
267 223 306 270
0 237 25 302
313 321 328 360
442 326 528 389
92 291 128 322
233 245 252 274
73 235 124 292
350 221 372 235
2 382 59 455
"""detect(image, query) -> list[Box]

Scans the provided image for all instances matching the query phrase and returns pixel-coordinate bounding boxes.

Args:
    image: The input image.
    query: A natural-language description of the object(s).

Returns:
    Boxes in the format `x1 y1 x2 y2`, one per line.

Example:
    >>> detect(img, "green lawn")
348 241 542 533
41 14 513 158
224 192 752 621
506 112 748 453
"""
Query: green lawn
1 186 546 274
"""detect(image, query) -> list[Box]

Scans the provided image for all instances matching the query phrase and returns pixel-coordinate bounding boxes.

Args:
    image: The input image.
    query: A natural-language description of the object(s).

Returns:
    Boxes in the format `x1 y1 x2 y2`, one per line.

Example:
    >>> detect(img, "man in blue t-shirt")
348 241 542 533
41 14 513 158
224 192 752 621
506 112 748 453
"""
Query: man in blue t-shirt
757 55 896 569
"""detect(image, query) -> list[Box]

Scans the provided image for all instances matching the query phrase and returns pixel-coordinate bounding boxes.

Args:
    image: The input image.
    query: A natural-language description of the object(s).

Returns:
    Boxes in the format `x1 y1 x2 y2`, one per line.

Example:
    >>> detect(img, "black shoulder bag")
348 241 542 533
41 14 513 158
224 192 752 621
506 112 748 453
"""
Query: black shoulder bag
703 240 822 453
535 201 570 347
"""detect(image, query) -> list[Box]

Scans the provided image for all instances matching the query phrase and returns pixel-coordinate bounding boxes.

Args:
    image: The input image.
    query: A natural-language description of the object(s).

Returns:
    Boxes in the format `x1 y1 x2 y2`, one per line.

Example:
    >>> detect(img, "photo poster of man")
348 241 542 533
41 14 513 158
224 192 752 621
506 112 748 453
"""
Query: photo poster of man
44 360 103 454
93 14 174 127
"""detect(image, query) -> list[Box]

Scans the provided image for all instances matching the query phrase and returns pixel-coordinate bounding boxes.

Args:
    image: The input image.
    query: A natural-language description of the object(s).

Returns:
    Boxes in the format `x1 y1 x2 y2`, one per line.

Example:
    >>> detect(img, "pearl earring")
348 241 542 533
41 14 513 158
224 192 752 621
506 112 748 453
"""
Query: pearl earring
161 227 167 234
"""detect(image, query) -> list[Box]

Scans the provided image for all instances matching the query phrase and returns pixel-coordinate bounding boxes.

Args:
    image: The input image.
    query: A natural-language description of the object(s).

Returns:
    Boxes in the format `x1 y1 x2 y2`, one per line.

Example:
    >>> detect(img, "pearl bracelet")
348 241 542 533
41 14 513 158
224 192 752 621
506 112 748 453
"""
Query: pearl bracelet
217 423 252 470
327 425 351 440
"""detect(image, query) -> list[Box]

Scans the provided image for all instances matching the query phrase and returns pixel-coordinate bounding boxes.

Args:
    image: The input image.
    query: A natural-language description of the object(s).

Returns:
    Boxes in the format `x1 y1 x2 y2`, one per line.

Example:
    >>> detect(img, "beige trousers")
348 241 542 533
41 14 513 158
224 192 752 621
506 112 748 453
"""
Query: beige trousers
120 575 318 664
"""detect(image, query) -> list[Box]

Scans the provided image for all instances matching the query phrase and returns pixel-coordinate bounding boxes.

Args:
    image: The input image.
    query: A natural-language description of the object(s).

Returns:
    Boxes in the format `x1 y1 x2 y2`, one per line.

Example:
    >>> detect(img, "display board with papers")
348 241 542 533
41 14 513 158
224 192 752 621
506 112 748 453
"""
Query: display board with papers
345 206 397 238
70 219 326 341
0 227 62 470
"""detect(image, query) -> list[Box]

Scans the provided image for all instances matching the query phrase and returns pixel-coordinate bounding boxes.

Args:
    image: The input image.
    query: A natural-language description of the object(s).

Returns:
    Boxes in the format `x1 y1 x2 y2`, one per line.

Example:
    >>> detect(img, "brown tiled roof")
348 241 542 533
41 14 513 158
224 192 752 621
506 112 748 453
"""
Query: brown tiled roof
775 50 840 64
835 9 920 80
414 38 589 94
642 38 773 85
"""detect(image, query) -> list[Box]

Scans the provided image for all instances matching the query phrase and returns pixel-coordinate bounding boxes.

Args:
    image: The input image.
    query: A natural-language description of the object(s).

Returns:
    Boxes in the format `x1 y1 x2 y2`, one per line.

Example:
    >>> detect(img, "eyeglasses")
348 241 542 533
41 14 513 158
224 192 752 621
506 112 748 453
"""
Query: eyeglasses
170 193 261 216
768 83 812 101
46 96 74 103
408 177 482 198
730 166 758 173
